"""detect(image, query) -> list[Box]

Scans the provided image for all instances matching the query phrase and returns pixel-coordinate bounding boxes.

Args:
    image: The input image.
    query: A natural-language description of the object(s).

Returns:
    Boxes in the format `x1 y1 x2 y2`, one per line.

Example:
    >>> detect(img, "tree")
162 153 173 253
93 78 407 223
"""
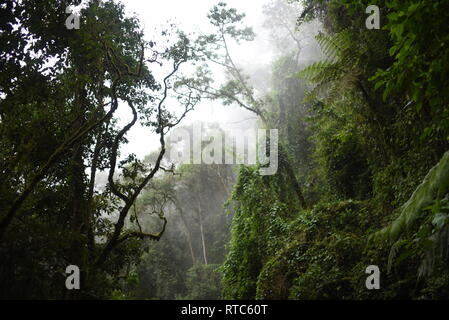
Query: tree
0 0 200 298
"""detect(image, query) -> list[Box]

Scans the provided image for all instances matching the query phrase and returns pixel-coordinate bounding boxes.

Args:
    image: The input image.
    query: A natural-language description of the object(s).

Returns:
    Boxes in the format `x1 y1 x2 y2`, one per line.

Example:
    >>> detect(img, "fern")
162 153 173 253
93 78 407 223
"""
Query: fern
296 30 365 106
316 30 354 60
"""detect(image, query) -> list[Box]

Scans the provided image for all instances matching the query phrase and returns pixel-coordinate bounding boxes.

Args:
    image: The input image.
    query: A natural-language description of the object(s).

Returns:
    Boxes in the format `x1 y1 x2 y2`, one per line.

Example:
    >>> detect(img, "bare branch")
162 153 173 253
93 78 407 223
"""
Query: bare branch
117 216 168 244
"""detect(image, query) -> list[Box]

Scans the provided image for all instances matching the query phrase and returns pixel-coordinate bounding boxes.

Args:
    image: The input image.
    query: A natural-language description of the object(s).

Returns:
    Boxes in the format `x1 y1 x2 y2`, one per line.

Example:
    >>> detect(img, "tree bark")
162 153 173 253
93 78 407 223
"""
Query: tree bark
199 220 208 265
179 209 196 265
198 200 208 265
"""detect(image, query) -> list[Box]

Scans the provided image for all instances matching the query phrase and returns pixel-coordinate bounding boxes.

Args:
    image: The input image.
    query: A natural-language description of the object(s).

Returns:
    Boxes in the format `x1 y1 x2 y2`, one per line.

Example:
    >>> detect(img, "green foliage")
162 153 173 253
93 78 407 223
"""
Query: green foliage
255 200 379 299
0 0 199 299
184 264 223 300
2 0 449 300
221 0 449 301
309 100 373 200
120 130 235 300
372 151 449 244
222 166 301 299
371 151 449 277
371 0 449 142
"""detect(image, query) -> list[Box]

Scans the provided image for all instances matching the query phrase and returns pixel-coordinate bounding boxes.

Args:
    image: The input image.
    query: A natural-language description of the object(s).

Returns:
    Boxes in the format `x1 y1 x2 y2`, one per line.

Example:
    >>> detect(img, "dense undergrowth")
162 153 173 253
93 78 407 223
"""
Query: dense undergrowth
1 0 449 300
221 0 449 299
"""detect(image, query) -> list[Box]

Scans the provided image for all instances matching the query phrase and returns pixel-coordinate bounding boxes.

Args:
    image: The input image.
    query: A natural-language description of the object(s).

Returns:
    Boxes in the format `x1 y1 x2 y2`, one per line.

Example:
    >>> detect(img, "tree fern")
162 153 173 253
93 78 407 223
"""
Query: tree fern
296 30 364 105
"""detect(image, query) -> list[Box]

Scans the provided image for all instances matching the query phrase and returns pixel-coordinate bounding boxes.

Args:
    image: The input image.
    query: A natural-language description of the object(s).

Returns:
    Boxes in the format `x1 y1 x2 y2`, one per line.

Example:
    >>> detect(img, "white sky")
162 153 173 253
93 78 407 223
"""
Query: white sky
116 0 275 159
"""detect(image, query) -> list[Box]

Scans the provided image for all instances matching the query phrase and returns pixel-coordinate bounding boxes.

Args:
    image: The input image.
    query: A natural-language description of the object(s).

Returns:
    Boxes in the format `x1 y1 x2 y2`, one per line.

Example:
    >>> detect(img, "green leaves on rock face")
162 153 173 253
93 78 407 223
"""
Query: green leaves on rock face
371 151 449 276
372 151 449 244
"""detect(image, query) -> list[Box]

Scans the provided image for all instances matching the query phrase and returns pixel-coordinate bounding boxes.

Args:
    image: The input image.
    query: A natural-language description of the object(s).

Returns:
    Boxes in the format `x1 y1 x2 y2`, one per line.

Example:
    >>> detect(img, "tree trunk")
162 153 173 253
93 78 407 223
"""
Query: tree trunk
199 220 208 265
67 75 90 298
198 200 208 265
178 208 196 265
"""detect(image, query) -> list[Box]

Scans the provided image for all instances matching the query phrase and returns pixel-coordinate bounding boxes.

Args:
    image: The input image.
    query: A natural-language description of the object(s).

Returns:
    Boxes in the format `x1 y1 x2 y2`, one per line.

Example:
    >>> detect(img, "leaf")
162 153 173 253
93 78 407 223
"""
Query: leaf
432 212 447 230
371 150 449 244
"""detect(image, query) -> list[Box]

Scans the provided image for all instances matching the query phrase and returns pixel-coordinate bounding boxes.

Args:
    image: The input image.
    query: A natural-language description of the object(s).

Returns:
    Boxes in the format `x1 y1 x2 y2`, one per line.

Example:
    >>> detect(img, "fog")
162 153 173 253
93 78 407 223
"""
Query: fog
116 0 321 159
113 0 323 300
